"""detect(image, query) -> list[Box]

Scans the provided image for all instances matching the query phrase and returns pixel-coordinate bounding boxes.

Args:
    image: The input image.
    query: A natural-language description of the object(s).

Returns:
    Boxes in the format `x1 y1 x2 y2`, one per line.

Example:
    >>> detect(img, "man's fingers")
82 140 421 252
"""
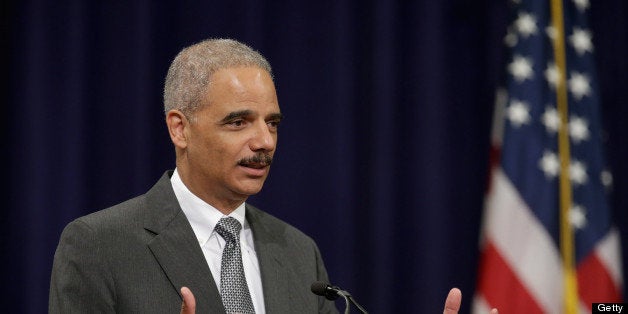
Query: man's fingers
180 286 196 314
489 308 499 314
443 288 462 314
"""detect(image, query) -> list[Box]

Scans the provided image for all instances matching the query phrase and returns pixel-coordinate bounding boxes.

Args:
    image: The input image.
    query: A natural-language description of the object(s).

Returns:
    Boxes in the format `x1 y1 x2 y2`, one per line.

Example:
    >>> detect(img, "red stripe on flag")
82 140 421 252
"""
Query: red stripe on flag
577 252 622 309
477 241 544 313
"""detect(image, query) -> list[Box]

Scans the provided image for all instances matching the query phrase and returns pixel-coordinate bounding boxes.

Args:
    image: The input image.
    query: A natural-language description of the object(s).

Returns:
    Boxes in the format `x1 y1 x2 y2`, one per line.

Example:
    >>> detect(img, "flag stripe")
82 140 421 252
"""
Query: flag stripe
472 294 491 314
595 228 624 288
483 168 562 312
477 241 544 313
577 253 622 307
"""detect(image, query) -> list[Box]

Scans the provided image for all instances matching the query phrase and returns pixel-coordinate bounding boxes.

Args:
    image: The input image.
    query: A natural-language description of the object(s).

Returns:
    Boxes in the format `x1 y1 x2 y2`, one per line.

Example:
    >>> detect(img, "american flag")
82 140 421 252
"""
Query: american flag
473 0 623 313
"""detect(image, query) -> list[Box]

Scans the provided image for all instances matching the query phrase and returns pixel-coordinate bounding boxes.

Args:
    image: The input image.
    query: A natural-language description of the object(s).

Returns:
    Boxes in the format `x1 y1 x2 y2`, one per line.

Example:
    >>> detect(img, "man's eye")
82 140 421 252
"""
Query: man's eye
228 120 245 127
268 120 281 128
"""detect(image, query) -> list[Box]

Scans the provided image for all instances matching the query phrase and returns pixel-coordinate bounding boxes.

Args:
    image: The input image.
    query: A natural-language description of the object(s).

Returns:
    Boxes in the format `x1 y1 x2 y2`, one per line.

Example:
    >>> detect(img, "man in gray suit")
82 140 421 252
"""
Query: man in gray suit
49 38 496 314
49 38 338 314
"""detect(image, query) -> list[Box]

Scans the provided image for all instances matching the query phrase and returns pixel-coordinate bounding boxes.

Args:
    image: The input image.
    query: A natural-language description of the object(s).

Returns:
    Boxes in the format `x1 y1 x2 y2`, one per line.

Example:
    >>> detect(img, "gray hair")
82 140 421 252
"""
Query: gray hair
163 38 273 116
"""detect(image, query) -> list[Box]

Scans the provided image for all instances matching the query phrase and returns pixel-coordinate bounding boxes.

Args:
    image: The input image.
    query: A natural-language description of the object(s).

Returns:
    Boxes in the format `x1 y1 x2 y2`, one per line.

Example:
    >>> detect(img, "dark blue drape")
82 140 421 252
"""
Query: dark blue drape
3 1 627 313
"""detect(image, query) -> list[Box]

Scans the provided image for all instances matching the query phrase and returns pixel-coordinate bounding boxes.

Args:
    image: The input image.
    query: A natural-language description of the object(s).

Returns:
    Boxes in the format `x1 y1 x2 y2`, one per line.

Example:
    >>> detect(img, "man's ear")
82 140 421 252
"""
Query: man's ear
166 110 189 149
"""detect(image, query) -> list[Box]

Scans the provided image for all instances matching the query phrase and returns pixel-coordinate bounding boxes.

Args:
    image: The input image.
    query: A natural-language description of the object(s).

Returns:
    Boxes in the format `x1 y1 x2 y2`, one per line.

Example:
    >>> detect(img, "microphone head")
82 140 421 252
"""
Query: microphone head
310 281 339 300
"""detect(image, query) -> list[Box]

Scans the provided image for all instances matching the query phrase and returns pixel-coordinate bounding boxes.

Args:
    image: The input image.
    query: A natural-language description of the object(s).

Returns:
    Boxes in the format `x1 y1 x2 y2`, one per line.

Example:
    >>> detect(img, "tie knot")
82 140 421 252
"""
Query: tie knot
215 217 242 243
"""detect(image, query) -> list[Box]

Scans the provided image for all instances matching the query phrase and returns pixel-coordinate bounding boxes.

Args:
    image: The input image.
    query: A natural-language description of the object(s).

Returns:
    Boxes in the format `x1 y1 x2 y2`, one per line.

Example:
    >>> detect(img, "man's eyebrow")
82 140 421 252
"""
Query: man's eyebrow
267 112 284 121
220 110 253 123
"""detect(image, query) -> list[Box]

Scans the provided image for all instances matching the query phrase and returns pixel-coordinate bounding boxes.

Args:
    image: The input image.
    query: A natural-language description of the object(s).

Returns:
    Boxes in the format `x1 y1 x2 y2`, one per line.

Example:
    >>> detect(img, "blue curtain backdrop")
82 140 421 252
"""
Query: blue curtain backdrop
2 1 627 313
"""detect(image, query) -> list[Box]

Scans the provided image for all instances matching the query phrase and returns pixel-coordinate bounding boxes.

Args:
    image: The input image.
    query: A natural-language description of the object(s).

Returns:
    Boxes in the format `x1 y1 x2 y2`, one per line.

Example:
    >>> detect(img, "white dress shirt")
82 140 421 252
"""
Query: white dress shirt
170 169 265 314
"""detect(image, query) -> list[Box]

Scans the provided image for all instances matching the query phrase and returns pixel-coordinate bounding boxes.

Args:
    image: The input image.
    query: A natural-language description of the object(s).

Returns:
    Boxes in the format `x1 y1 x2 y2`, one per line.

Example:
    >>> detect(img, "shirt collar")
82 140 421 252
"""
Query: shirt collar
170 168 248 244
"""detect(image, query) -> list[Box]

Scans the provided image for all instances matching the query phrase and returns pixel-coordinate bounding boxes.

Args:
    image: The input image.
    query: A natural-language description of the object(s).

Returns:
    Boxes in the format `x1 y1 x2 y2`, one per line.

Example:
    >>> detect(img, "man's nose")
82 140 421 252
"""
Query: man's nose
250 122 276 151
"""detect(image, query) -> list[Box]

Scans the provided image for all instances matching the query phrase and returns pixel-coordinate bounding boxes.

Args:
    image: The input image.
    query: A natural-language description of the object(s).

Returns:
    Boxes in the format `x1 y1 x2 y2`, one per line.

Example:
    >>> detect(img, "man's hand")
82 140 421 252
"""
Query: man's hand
443 288 498 314
180 287 196 314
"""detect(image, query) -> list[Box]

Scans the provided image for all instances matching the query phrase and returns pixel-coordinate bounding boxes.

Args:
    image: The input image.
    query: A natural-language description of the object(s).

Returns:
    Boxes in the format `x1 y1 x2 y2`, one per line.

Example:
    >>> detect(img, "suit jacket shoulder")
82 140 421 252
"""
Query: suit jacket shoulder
49 171 224 314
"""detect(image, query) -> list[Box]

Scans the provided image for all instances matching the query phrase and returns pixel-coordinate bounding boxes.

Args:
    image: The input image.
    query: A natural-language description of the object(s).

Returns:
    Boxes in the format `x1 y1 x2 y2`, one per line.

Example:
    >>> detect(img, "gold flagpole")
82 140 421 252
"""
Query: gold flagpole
549 0 578 313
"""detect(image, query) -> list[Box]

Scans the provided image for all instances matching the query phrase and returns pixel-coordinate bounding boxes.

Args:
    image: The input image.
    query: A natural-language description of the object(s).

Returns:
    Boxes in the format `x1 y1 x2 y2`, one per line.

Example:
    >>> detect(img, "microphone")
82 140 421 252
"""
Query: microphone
311 281 341 300
311 281 368 314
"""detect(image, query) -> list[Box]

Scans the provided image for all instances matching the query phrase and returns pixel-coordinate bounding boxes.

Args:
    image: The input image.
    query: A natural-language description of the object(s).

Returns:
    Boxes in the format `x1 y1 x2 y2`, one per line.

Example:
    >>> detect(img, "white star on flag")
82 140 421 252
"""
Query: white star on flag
569 115 590 143
515 12 538 38
572 0 590 12
506 99 531 127
544 62 561 89
539 150 560 178
568 71 592 100
545 25 558 40
508 55 534 82
601 170 613 189
569 27 594 56
504 27 518 47
541 106 560 133
570 159 588 186
569 204 588 229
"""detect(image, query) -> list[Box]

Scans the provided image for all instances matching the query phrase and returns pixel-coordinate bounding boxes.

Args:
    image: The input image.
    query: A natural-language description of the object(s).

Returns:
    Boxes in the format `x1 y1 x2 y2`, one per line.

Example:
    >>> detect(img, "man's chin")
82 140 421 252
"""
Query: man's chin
233 179 266 196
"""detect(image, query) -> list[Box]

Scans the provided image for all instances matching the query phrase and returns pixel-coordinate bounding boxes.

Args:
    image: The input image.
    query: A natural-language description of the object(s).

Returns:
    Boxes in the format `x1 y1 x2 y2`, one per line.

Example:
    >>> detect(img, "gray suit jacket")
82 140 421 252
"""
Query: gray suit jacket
49 171 338 314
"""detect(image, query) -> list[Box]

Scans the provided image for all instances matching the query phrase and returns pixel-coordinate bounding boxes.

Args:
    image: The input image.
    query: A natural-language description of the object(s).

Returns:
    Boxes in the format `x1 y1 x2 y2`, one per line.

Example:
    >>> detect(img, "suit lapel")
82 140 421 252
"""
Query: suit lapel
247 205 293 313
143 172 226 314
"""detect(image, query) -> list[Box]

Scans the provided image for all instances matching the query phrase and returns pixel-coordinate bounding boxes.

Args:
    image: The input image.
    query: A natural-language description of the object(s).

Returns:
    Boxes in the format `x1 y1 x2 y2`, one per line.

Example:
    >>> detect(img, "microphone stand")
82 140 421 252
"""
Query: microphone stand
311 281 368 314
335 288 368 314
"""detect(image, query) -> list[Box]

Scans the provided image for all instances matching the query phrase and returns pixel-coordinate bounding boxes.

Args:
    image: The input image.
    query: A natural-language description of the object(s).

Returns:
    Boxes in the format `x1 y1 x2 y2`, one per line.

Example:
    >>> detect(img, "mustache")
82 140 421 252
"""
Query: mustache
238 153 273 166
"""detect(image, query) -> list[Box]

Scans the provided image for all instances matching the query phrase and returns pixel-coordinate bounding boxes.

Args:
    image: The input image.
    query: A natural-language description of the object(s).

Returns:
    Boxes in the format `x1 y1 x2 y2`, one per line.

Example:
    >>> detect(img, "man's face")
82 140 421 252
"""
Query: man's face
183 67 281 207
